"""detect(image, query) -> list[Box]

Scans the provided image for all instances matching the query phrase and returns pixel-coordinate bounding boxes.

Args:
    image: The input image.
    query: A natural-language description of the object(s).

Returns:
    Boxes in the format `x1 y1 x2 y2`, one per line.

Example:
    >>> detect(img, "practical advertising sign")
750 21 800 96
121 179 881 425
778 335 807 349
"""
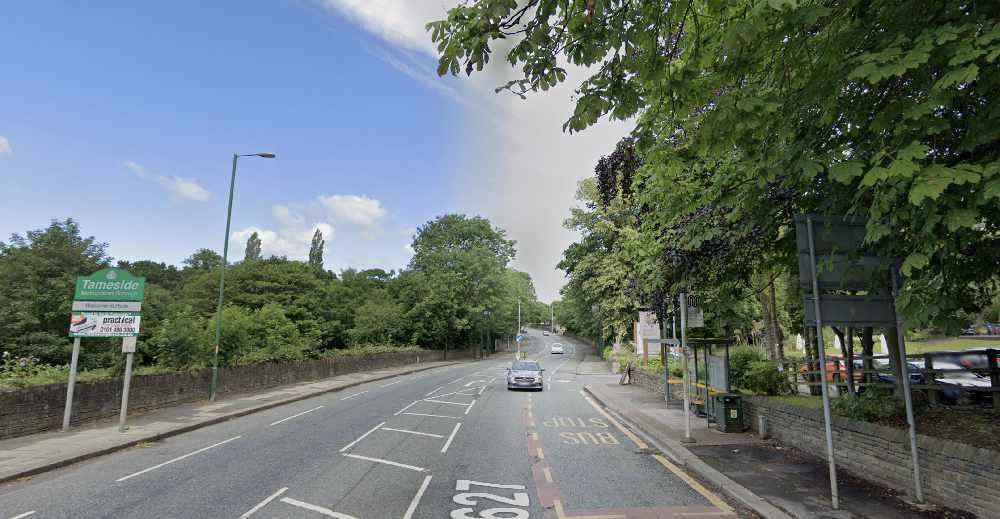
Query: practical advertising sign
69 311 142 337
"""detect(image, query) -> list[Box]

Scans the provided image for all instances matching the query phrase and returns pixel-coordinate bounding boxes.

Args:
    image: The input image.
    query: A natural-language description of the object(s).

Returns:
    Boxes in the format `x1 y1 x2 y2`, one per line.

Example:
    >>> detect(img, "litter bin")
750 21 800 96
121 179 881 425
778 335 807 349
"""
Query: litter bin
714 394 745 433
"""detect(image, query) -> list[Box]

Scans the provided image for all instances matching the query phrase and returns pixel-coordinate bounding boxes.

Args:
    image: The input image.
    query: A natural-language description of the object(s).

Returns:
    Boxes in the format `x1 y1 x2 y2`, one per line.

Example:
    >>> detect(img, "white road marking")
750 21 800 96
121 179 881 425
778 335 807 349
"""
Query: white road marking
381 427 446 438
464 399 477 415
423 398 469 406
425 385 445 396
394 400 419 415
340 390 368 401
9 512 36 519
477 384 487 395
280 497 359 518
115 436 241 482
268 406 324 427
463 379 486 387
403 475 433 519
380 380 402 388
403 412 461 419
440 422 462 453
238 487 288 518
343 453 426 472
339 421 386 452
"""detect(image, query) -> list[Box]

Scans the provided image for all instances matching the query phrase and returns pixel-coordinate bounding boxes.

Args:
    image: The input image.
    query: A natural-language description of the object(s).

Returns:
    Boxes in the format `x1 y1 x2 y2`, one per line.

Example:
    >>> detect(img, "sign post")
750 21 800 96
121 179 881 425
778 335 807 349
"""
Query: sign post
63 268 145 433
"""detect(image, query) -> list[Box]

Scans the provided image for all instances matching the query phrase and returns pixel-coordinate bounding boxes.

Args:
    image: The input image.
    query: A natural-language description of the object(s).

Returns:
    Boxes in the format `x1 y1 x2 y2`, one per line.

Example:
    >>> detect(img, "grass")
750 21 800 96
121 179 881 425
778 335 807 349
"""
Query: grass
0 365 179 391
782 336 997 359
769 394 825 409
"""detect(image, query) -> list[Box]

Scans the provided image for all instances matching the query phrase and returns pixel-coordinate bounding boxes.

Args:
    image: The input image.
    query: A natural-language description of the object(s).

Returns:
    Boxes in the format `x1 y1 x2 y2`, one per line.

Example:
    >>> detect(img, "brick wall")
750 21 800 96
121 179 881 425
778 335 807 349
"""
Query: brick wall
744 396 1000 518
0 349 467 440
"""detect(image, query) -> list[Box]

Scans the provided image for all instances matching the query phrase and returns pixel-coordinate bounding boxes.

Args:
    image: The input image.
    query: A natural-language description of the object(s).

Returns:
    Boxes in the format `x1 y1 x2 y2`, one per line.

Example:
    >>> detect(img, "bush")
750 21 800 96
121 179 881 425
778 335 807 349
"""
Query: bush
832 389 902 422
643 357 664 374
744 360 792 396
730 346 766 390
148 306 211 369
602 346 614 360
670 364 683 378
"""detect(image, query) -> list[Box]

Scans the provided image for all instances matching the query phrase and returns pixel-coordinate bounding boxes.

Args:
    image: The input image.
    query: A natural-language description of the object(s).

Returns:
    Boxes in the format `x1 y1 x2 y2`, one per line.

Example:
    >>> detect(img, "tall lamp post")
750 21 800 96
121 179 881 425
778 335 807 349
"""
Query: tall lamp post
210 152 276 402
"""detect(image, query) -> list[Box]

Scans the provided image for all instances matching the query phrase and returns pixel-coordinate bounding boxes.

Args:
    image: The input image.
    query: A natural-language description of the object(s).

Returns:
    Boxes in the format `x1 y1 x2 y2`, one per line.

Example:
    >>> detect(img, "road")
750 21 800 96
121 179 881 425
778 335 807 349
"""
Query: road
0 331 736 519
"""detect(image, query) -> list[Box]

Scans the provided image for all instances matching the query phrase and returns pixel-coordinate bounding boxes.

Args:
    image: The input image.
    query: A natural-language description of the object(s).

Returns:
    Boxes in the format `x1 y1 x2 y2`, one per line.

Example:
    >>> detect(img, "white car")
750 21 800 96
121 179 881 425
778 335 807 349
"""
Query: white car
550 343 564 354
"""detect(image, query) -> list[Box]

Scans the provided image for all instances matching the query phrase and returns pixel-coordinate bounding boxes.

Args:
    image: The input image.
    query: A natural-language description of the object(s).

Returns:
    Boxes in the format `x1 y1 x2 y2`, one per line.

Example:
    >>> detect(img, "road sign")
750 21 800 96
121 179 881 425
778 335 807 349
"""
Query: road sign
121 336 137 353
72 300 142 312
803 295 895 327
73 268 145 302
516 334 524 342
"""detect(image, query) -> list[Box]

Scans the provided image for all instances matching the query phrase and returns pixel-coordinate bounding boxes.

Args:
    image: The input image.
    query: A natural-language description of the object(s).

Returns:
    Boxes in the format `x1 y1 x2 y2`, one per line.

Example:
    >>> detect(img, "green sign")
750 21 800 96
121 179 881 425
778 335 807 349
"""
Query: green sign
73 268 146 302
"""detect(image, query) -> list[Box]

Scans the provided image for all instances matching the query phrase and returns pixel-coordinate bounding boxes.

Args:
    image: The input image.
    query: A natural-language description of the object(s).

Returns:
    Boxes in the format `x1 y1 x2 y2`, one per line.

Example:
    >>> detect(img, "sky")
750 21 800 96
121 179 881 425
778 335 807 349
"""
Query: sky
0 1 627 302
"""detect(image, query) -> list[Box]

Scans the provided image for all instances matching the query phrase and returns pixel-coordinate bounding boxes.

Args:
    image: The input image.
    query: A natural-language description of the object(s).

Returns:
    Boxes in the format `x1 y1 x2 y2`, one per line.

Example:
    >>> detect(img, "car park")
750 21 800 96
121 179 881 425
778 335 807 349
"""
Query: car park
506 360 544 391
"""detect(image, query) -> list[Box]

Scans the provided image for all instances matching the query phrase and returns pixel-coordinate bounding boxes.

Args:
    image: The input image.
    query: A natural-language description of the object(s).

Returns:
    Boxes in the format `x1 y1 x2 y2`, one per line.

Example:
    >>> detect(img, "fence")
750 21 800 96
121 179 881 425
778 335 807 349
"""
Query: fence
781 348 999 407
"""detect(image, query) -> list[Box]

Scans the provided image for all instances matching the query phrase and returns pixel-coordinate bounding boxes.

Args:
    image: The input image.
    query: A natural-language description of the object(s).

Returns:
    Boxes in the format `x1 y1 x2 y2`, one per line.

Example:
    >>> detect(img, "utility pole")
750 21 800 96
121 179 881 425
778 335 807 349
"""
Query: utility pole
517 299 521 333
551 305 555 333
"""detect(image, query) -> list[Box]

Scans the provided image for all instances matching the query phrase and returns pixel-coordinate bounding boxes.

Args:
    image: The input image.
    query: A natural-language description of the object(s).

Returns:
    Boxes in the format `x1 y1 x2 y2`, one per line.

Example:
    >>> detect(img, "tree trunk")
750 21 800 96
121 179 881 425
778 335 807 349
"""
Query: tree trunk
806 327 822 396
758 280 784 360
885 326 906 398
831 326 856 397
861 326 875 387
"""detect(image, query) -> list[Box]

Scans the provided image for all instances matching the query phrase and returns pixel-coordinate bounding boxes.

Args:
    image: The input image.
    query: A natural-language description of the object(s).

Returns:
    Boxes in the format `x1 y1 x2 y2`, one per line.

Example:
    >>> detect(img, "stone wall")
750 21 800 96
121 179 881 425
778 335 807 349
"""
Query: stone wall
744 396 1000 518
1 349 468 440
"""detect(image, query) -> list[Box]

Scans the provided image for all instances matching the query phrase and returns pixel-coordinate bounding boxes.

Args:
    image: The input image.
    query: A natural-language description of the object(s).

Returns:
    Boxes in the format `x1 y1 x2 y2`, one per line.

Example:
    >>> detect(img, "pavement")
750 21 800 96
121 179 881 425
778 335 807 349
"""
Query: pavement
583 369 968 519
0 333 744 519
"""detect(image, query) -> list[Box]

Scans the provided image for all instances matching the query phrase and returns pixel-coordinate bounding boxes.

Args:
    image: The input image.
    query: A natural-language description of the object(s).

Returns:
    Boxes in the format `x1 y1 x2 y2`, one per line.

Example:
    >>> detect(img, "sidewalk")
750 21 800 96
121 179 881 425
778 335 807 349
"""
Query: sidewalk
584 382 958 519
0 360 463 484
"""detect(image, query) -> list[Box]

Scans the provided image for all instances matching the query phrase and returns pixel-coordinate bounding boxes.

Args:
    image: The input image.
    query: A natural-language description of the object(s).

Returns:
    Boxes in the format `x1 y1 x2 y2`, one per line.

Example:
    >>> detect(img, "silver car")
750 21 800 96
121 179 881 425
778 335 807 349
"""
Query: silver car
506 360 544 391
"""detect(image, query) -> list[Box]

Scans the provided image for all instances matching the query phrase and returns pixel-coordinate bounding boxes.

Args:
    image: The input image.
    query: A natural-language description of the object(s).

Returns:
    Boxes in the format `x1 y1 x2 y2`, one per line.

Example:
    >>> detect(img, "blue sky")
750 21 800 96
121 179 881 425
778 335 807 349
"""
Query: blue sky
0 1 628 301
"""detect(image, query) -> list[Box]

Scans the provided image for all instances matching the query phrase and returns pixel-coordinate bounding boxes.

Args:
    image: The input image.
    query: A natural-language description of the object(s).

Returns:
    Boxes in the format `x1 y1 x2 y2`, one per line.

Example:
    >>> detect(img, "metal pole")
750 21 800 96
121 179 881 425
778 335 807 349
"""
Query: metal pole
517 299 521 333
62 337 82 431
680 293 693 443
663 318 670 402
119 351 134 432
551 305 554 333
210 154 239 402
806 215 840 509
892 267 924 503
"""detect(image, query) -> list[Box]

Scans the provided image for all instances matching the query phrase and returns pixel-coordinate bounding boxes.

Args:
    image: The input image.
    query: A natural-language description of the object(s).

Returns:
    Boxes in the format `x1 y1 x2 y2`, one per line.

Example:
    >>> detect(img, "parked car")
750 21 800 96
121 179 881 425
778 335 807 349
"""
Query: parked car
550 343 564 354
542 331 549 336
929 360 991 405
506 360 544 391
799 357 865 383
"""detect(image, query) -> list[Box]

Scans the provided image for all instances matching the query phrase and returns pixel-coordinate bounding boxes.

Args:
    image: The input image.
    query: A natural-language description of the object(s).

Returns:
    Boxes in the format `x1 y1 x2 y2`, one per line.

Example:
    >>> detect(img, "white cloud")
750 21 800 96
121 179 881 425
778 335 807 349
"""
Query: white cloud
0 136 12 156
318 194 387 228
312 1 629 301
231 222 334 262
123 160 211 202
272 204 305 227
318 0 443 56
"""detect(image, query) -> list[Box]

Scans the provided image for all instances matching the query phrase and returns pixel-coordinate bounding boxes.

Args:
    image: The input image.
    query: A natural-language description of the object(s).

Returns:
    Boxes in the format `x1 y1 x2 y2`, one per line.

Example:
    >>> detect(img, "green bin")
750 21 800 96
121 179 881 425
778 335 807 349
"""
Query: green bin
714 395 745 433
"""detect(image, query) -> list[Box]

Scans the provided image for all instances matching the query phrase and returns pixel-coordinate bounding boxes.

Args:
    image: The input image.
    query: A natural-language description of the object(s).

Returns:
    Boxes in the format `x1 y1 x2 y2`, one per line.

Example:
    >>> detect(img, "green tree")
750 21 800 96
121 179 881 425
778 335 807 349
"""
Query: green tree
147 305 211 369
182 248 222 273
308 229 324 271
244 232 262 262
0 219 111 364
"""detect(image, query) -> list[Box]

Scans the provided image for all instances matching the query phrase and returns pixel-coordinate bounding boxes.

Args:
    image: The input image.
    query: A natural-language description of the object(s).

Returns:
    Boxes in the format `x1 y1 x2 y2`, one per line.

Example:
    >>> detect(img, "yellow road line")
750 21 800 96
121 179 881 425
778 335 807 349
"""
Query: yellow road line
581 393 648 450
653 454 734 514
529 432 539 440
536 447 545 460
553 500 626 519
543 467 554 483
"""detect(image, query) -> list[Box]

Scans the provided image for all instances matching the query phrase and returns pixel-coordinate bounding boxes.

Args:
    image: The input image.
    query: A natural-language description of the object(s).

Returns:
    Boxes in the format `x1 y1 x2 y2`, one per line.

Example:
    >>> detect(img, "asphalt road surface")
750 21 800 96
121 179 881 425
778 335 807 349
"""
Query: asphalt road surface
1 331 736 519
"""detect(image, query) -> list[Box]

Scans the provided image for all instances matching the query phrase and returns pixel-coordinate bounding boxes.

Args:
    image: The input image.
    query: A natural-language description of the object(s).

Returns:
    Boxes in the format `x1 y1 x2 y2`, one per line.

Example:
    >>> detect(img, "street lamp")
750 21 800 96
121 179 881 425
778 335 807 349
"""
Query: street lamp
209 152 276 402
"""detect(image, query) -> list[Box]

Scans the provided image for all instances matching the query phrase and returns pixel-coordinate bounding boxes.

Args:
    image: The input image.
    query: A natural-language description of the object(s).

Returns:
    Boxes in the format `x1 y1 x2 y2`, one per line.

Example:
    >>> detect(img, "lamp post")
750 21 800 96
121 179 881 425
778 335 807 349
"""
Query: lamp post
210 152 276 402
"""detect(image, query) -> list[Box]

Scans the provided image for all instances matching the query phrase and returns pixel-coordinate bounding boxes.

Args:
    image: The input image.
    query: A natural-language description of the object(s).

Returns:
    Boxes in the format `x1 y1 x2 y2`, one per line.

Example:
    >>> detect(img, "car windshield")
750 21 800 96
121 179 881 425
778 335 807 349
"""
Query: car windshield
513 362 541 371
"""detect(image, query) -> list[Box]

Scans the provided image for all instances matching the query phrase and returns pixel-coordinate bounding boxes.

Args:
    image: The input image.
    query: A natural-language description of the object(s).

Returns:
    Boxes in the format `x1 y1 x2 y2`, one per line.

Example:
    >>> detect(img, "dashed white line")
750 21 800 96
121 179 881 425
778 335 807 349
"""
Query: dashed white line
268 406 324 427
340 390 368 401
381 427 446 438
343 453 427 472
425 385 445 397
440 422 462 453
403 475 433 519
381 380 402 388
280 497 359 518
115 435 242 482
478 384 487 395
395 400 420 415
424 398 469 406
464 399 477 415
8 512 36 519
403 412 461 419
238 487 288 518
339 421 386 453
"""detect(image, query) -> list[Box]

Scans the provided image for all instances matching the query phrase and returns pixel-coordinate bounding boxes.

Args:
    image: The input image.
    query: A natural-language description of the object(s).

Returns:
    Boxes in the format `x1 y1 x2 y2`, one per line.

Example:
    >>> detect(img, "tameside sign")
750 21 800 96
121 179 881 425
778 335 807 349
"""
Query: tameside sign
74 268 145 302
